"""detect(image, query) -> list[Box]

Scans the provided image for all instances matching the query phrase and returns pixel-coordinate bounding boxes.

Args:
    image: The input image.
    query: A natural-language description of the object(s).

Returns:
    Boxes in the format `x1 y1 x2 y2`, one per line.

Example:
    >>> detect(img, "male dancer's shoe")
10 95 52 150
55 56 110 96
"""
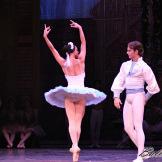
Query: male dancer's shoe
133 156 143 162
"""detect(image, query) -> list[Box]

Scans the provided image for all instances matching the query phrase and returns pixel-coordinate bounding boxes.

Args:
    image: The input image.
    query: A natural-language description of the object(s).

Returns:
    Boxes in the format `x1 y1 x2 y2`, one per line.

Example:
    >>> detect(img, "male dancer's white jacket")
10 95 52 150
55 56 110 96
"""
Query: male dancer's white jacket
111 57 160 98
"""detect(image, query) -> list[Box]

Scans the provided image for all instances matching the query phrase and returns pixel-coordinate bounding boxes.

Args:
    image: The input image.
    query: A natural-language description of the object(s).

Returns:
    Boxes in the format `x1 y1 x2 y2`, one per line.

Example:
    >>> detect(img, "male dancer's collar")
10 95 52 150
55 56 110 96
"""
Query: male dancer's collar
131 57 143 62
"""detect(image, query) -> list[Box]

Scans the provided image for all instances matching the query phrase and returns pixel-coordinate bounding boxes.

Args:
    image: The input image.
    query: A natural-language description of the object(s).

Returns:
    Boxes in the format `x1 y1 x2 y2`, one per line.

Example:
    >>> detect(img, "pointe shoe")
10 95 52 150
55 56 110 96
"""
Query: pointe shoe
17 143 25 149
7 142 13 149
133 156 143 162
69 145 81 153
6 144 12 149
69 146 80 162
72 151 80 162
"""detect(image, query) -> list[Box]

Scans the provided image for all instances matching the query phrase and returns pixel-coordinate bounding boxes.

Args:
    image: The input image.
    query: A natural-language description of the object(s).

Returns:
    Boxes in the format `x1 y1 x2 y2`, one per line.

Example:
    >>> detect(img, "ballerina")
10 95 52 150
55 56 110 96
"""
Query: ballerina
43 20 106 162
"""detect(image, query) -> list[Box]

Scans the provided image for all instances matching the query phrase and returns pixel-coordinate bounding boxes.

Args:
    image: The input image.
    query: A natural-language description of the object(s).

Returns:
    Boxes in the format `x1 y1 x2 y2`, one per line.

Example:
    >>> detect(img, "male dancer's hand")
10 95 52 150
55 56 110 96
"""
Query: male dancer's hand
43 24 51 38
114 98 122 109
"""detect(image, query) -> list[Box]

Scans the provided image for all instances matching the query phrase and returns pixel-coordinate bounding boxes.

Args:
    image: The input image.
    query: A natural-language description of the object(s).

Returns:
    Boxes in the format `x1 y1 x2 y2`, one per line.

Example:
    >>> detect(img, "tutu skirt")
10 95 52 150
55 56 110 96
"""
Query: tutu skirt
44 86 107 108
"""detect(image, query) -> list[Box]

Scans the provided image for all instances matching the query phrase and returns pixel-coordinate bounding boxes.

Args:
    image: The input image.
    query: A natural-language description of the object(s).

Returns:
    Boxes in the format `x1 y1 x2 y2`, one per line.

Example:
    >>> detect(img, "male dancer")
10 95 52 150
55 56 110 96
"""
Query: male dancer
111 41 160 162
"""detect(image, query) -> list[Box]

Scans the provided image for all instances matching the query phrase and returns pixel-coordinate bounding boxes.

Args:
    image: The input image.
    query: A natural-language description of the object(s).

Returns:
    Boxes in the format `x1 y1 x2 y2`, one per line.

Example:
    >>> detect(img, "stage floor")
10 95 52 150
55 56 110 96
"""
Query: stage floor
0 148 161 162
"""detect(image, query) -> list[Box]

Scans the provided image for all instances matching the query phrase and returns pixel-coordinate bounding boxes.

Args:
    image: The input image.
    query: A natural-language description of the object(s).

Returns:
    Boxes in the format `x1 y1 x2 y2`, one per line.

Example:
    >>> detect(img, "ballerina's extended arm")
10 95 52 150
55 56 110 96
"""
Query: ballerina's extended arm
70 20 86 62
43 24 65 67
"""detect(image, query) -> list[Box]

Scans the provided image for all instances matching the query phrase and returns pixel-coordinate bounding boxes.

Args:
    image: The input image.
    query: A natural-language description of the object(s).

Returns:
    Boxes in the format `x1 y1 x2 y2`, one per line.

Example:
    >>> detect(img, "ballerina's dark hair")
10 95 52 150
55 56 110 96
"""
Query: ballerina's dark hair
62 42 75 54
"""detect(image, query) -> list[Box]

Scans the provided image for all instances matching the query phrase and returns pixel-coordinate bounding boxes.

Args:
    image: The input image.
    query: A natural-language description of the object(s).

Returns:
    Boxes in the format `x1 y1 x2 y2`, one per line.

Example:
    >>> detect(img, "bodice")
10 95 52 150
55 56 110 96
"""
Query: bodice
65 73 85 88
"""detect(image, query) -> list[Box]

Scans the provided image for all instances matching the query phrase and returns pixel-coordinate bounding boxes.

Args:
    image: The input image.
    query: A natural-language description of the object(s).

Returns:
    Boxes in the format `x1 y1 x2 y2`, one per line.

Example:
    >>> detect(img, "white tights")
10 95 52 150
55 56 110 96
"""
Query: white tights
123 92 145 156
65 98 85 147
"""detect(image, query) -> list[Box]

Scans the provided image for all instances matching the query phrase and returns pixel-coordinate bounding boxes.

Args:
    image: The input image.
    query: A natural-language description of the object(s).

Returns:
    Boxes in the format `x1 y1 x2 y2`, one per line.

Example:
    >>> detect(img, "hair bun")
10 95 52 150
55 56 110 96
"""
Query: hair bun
63 42 75 54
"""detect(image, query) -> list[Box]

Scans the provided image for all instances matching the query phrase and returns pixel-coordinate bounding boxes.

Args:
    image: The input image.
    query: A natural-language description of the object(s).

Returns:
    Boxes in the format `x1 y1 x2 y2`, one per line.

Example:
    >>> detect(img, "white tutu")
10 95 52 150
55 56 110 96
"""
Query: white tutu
44 73 107 108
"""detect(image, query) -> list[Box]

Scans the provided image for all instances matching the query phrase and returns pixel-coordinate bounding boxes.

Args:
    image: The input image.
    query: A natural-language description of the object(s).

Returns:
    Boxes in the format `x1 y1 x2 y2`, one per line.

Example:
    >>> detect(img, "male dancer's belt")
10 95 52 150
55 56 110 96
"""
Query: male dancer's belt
126 88 144 94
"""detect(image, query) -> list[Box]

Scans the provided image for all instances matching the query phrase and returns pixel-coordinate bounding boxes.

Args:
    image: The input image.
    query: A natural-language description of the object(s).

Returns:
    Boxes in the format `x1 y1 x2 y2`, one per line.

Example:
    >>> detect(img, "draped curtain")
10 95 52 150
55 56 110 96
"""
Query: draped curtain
40 0 100 19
